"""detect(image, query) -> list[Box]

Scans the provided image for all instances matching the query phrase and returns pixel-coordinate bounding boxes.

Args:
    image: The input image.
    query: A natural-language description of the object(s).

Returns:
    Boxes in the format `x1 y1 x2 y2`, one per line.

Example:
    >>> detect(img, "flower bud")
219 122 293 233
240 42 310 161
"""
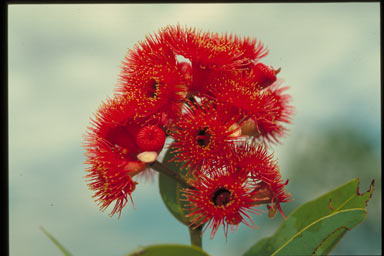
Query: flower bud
136 125 166 151
252 63 279 88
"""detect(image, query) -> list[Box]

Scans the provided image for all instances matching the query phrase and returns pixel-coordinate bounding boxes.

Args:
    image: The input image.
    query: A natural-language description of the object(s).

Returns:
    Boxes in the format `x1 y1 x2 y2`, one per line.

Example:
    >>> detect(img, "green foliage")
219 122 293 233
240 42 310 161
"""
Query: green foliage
158 147 191 226
127 244 209 256
243 178 374 256
40 226 72 256
284 128 381 254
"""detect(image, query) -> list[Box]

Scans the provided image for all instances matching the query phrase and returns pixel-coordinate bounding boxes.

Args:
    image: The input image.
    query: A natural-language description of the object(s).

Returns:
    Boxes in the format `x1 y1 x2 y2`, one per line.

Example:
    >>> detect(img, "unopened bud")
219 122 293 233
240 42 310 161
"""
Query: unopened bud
136 125 166 151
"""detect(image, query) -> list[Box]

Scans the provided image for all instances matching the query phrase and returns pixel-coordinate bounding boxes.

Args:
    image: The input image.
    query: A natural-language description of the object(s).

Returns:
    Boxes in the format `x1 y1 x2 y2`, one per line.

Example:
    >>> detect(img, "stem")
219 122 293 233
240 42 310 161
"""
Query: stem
189 225 203 248
150 160 193 189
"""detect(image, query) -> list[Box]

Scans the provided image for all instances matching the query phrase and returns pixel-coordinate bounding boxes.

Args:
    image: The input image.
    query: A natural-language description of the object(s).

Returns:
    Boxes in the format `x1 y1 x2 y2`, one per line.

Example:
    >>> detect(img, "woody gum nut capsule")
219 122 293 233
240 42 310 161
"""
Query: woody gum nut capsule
137 151 158 163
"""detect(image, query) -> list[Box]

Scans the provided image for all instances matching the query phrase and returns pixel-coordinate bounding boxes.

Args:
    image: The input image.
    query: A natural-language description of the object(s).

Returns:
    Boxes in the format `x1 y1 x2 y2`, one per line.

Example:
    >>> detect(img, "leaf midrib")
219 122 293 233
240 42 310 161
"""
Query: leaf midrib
270 208 366 256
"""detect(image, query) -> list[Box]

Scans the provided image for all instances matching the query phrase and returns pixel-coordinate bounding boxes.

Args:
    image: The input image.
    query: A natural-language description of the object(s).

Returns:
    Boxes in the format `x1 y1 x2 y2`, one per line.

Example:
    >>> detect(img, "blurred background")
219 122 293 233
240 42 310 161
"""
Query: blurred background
8 3 380 256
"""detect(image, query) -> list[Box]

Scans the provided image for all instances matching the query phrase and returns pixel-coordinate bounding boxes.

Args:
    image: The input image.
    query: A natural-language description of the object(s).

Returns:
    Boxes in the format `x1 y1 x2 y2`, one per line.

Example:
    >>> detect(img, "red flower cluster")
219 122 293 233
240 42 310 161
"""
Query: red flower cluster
83 25 293 236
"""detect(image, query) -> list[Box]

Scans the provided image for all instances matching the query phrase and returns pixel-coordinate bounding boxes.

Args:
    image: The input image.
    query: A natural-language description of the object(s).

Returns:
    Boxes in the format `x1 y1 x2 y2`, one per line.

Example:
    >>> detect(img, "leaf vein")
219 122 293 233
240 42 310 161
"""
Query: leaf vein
270 208 366 256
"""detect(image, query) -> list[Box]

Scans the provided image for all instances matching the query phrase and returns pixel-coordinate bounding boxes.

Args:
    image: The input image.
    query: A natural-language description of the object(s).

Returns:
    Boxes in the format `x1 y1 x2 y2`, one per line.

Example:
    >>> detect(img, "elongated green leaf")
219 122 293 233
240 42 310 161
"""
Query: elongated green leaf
158 147 191 226
312 227 347 255
127 244 210 256
40 226 72 256
244 178 374 256
273 209 366 255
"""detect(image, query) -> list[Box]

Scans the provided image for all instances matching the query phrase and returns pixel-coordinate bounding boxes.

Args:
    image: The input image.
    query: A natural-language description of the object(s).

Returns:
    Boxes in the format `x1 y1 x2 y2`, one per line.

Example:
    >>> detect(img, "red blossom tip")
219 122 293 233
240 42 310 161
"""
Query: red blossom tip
253 63 278 88
182 167 263 238
136 125 166 152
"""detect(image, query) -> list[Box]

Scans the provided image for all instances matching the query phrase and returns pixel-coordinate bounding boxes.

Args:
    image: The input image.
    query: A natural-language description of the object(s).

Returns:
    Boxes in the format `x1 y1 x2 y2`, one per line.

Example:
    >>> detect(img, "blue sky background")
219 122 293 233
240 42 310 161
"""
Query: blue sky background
9 3 380 256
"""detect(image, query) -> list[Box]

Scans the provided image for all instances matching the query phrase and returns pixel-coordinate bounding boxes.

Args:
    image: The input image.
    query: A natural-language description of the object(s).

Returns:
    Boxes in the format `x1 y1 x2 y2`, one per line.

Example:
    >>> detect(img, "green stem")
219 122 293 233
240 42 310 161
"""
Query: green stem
40 226 72 256
150 160 193 189
189 225 203 248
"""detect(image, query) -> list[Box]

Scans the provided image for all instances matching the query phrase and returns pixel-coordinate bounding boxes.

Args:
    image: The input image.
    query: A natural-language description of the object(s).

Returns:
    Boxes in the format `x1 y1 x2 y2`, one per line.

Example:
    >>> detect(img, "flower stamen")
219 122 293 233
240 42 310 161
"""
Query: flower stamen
147 79 160 99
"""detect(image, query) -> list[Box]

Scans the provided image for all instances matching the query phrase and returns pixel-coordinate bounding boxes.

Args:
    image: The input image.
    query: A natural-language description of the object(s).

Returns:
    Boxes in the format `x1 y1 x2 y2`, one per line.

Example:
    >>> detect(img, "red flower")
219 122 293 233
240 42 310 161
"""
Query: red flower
250 62 279 88
242 80 294 144
84 96 166 217
182 168 263 238
84 25 294 227
233 142 291 218
159 24 268 95
209 70 263 112
208 71 293 144
169 100 242 174
116 32 188 127
160 24 268 70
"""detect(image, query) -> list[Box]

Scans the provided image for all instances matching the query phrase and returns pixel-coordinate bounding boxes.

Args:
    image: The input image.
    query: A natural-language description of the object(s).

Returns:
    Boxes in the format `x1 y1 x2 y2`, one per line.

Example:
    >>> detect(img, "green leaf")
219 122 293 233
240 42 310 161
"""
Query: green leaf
40 226 72 256
158 147 191 226
127 244 210 256
312 227 347 255
244 178 374 256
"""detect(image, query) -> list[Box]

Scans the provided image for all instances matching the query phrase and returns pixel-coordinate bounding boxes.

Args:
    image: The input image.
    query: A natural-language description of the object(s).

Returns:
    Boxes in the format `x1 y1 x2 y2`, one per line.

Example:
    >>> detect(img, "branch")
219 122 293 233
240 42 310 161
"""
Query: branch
150 160 194 189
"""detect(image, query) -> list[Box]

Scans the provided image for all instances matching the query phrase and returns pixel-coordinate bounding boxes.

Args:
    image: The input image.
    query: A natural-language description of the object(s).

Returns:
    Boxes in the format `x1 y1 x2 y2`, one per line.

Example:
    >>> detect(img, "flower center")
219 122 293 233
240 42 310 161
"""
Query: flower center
147 79 160 98
212 188 231 206
196 127 211 147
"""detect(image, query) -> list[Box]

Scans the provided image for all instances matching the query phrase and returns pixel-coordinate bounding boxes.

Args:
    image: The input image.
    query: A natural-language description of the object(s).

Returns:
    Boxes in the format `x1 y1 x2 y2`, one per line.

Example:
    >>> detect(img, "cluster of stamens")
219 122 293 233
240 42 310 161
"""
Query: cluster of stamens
83 25 293 235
